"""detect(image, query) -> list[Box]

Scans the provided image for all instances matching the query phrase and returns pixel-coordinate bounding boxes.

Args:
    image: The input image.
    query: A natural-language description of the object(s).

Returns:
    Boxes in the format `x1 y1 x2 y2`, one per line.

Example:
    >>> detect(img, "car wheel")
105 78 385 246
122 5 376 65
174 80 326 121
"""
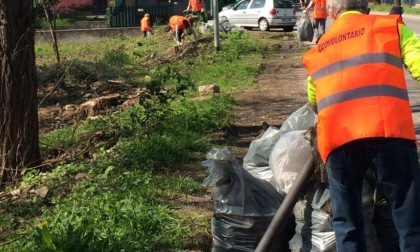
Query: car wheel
283 26 294 32
258 18 270 31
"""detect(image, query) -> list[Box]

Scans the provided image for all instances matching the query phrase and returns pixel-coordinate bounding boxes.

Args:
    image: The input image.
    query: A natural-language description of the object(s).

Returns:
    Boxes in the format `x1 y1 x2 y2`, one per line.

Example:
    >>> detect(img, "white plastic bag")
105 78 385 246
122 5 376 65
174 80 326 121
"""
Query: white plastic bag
269 130 313 194
242 103 317 183
297 12 314 42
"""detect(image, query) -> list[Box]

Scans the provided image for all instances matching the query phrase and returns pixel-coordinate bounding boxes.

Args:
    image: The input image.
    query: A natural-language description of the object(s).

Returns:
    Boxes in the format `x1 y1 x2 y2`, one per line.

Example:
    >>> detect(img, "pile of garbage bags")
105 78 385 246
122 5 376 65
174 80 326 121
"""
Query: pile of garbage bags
203 147 295 251
202 103 397 251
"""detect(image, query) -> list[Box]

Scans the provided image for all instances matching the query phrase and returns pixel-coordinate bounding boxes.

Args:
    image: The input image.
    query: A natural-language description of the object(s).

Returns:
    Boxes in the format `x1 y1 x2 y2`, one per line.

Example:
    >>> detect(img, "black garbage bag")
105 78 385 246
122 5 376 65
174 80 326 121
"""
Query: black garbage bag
202 147 296 251
297 12 314 42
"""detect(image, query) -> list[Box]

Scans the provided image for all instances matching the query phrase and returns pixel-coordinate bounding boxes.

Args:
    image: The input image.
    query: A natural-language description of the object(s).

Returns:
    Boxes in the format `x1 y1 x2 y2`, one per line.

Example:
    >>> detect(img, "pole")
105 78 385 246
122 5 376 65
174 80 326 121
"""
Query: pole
212 0 220 52
255 155 315 252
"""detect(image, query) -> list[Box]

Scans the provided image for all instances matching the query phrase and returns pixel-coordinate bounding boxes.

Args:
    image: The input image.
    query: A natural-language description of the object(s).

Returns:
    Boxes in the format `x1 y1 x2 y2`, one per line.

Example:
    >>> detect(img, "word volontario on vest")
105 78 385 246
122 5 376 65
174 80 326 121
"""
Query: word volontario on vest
317 28 365 52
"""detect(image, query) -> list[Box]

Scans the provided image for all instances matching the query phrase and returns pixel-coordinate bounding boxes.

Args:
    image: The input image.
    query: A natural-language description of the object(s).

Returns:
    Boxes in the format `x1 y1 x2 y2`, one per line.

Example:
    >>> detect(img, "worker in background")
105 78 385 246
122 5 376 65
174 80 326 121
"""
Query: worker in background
166 15 198 46
303 0 328 43
140 13 153 38
302 0 420 250
300 0 309 8
185 0 207 23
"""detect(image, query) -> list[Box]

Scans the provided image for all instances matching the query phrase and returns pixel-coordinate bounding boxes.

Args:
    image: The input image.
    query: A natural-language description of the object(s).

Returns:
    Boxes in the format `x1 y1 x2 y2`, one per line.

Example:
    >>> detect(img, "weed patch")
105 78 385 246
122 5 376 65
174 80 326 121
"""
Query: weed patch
1 28 290 251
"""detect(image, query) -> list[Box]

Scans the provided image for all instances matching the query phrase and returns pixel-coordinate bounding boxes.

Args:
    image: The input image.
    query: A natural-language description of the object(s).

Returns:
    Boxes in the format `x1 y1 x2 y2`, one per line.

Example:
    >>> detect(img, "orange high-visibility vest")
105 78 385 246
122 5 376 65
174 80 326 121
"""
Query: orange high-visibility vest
189 0 204 12
303 14 416 163
169 15 190 31
141 16 152 32
312 0 327 19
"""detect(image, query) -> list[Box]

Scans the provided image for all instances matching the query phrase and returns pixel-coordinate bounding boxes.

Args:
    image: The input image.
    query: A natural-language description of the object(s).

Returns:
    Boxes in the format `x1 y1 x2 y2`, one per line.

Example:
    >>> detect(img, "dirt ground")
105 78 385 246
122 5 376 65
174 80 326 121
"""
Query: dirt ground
36 30 310 251
179 31 310 251
227 35 309 160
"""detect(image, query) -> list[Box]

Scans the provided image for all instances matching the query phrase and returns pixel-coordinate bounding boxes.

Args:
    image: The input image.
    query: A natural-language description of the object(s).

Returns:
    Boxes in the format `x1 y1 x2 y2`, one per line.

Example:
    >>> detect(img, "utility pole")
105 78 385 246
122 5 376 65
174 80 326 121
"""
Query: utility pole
213 0 220 52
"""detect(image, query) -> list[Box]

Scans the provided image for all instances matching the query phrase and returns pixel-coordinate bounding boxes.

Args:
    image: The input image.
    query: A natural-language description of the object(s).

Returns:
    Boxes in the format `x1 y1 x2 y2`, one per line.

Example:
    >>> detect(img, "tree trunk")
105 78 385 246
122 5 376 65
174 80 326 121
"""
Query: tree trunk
0 1 41 186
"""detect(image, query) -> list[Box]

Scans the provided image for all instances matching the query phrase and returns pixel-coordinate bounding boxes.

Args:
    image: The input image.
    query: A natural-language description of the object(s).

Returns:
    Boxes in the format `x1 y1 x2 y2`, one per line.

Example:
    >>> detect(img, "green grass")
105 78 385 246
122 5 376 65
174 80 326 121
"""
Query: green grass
369 2 420 15
0 29 287 251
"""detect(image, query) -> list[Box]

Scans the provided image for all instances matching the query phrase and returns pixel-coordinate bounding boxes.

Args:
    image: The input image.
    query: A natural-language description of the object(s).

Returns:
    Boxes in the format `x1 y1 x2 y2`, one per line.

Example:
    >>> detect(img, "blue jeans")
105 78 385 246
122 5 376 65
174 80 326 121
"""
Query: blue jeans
326 138 420 252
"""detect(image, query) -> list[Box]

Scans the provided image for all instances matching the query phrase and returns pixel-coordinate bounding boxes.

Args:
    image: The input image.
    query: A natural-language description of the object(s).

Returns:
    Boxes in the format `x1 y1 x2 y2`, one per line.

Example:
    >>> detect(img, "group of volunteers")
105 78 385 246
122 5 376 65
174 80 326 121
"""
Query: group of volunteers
140 0 205 45
303 0 420 250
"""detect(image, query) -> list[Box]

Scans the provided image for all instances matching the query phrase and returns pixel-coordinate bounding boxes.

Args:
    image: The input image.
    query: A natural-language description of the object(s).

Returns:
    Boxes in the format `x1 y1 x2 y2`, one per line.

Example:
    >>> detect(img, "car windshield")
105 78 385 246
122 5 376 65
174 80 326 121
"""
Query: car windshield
274 0 293 8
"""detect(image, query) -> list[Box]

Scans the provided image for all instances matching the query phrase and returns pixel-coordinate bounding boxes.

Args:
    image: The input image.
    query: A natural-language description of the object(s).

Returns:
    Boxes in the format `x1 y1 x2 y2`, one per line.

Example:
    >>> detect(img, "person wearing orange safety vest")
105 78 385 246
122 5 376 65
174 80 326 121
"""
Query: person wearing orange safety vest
185 0 207 22
166 15 198 46
140 13 153 38
303 0 328 42
302 0 420 250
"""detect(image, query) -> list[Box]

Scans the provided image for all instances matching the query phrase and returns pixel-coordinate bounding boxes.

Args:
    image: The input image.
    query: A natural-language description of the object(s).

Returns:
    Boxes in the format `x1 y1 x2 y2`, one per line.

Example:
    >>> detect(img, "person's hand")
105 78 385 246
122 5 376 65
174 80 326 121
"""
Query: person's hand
201 8 205 13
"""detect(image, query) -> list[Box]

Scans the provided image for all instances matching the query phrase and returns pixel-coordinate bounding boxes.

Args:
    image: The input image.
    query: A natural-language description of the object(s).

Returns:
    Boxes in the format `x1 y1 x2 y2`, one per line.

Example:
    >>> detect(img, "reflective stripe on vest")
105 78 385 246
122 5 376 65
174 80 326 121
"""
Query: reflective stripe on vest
317 84 409 112
311 53 402 82
312 52 406 111
302 13 416 162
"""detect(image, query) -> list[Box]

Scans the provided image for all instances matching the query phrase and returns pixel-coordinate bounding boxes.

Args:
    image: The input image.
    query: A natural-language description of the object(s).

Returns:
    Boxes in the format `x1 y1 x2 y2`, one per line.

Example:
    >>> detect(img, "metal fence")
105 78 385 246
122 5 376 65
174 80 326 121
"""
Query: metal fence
381 0 419 4
109 5 172 27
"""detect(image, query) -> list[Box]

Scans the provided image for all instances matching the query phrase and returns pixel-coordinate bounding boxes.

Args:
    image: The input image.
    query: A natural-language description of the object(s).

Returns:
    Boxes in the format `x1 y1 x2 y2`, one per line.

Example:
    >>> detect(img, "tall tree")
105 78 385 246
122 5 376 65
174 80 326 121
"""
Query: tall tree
0 1 41 186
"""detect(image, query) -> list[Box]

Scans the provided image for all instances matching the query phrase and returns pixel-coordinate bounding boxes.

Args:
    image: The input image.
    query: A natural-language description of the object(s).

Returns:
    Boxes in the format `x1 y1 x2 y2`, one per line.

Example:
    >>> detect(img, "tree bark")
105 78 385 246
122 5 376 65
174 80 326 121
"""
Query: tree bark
0 1 41 186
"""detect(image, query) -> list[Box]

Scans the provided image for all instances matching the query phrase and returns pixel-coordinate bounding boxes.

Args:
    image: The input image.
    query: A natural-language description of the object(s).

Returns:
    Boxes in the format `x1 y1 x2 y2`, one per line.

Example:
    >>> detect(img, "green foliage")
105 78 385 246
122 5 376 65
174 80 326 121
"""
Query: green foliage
369 3 420 15
34 0 60 9
161 176 207 197
184 30 262 91
2 27 273 251
19 173 190 251
135 66 196 126
112 95 234 170
37 59 128 87
30 221 94 252
219 30 261 62
172 95 236 133
101 49 131 67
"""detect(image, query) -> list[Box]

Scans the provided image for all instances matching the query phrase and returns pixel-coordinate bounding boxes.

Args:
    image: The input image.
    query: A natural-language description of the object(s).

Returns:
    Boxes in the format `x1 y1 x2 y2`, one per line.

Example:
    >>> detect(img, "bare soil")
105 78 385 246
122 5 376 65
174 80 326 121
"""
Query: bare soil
36 30 310 251
178 31 310 251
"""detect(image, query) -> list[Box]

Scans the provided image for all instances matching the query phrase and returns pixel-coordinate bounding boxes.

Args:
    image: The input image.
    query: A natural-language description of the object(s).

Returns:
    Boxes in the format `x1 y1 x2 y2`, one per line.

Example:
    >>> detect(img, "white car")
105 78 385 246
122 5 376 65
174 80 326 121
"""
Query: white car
219 0 297 32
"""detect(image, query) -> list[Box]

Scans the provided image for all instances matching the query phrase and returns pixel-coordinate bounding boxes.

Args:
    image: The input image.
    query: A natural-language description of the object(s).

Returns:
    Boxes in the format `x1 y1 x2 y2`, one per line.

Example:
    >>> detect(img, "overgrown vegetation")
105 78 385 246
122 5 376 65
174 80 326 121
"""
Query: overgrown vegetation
0 28 296 251
369 2 420 15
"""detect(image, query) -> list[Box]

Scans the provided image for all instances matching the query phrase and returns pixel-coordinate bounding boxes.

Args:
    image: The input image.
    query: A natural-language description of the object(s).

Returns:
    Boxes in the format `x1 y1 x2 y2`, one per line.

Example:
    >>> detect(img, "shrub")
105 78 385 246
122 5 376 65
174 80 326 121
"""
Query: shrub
53 0 91 15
